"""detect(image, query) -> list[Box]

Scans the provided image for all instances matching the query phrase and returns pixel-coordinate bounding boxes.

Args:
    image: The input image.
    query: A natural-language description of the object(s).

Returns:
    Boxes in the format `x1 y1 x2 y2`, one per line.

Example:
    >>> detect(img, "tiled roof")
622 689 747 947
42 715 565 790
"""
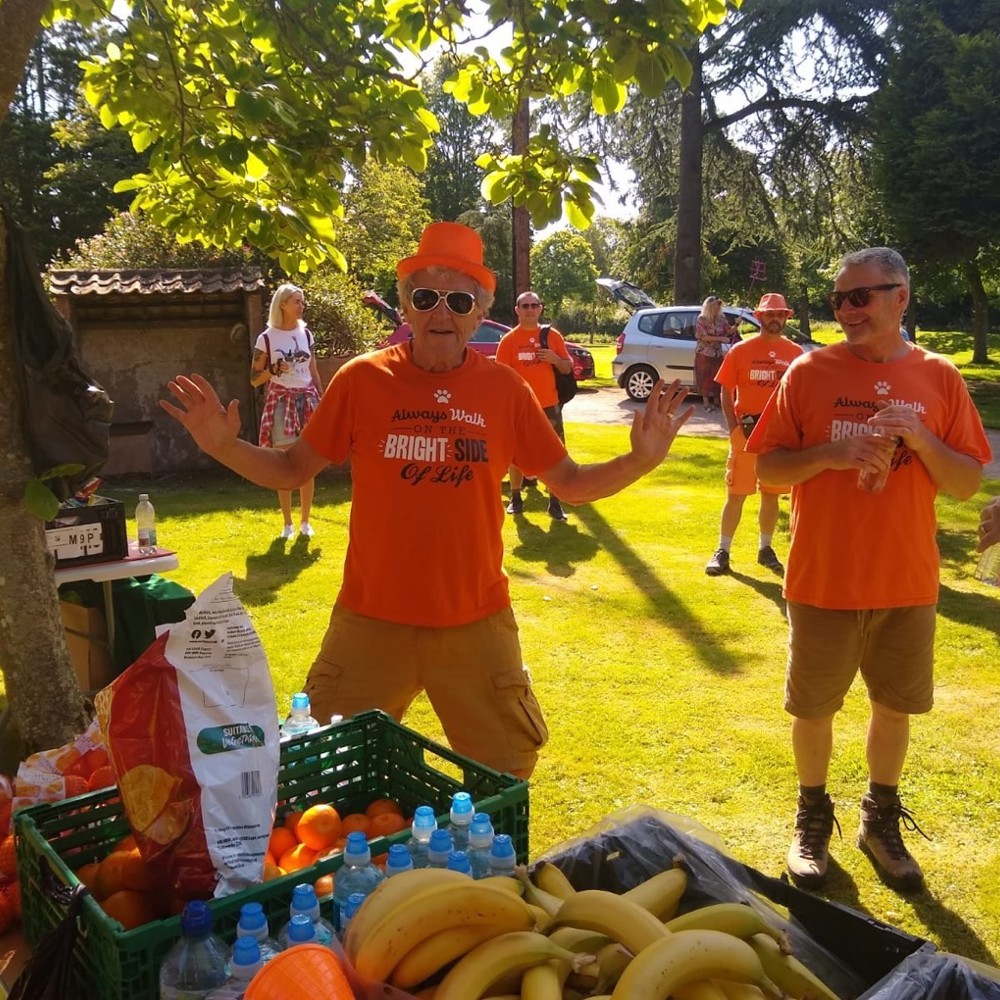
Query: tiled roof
49 269 264 296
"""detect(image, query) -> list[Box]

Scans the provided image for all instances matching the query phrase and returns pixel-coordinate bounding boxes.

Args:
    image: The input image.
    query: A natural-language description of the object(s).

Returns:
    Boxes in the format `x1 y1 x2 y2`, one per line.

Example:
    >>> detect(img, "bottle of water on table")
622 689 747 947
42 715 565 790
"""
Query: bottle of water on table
135 493 157 554
449 790 474 851
467 812 495 880
333 831 385 935
488 833 517 878
159 900 228 999
407 804 437 869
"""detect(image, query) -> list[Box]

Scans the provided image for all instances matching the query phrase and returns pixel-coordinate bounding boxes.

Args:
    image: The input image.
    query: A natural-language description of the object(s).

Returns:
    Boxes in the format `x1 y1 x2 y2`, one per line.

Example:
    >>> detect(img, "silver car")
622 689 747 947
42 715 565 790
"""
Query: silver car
599 281 821 401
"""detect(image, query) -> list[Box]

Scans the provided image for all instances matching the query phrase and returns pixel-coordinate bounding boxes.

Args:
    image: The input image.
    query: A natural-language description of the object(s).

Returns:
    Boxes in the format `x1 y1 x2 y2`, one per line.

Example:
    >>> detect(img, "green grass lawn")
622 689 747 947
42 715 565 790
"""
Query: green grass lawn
70 421 1000 966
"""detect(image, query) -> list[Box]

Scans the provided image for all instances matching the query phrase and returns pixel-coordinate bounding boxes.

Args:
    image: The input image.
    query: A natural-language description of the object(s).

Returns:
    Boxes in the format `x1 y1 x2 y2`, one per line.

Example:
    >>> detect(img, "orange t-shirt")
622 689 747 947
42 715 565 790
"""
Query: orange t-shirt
715 335 803 416
747 342 992 609
494 324 571 409
300 344 568 626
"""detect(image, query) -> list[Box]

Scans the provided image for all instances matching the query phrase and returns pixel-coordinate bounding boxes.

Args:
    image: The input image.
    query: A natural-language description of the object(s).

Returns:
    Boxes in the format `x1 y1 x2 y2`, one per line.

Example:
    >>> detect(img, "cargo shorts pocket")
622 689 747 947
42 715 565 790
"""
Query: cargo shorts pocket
493 668 549 752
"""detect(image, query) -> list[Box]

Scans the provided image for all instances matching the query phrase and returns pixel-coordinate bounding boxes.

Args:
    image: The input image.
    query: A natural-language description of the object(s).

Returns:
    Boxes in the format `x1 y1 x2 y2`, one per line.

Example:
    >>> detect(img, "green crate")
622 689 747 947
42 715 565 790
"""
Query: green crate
14 709 528 1000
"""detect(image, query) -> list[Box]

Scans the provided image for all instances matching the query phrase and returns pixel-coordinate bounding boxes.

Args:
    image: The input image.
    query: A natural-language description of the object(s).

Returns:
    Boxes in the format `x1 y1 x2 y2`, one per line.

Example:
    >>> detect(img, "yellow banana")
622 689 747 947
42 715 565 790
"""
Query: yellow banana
433 930 586 1000
622 865 689 920
353 879 536 983
673 980 730 1000
343 867 468 961
547 925 613 953
714 979 769 999
479 874 525 896
527 903 555 932
665 902 789 948
521 957 571 1000
610 928 783 999
531 860 578 899
749 931 843 1000
571 941 633 994
390 921 516 991
548 887 671 956
515 864 565 917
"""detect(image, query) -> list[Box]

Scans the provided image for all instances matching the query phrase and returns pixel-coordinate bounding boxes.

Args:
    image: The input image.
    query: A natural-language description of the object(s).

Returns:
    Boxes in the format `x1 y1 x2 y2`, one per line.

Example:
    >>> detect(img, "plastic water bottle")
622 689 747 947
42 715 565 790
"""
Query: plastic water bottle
427 828 454 869
233 901 280 964
206 938 262 999
136 493 158 554
489 833 517 878
975 543 1000 586
446 850 473 877
341 892 366 937
159 900 229 999
333 831 385 935
467 812 495 880
857 433 899 493
284 913 317 946
384 842 415 878
449 791 474 851
277 884 335 949
407 805 437 869
279 692 320 740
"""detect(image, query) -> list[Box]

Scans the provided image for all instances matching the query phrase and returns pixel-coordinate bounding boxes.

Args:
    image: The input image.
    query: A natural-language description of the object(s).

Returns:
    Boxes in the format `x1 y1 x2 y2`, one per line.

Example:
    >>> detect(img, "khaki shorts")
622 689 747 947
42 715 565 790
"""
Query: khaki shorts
785 602 936 718
303 605 548 777
725 428 789 496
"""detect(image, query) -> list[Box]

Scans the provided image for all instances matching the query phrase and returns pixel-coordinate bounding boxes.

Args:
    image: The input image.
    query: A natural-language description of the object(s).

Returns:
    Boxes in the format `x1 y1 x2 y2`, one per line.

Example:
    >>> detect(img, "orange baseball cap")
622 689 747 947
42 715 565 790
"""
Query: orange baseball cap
397 222 496 293
753 292 794 316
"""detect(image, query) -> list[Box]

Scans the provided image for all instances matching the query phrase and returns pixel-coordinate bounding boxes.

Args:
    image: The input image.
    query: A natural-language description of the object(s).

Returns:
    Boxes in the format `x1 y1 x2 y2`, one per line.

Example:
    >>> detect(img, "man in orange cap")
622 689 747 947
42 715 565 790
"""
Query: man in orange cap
747 247 991 894
704 292 802 577
161 221 694 778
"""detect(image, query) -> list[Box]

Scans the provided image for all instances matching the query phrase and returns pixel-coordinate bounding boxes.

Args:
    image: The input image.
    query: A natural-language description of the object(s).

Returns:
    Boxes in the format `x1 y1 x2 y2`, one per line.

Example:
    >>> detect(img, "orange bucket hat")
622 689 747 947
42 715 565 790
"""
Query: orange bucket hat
397 222 497 293
753 292 794 316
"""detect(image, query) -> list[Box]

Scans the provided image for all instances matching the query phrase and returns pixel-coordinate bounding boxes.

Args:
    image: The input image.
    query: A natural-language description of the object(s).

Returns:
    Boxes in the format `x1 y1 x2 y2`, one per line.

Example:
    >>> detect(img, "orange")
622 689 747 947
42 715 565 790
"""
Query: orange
101 889 157 931
365 797 404 819
75 861 102 892
262 863 286 881
314 873 334 898
120 849 158 892
94 849 153 899
278 843 317 873
0 798 10 837
283 809 305 840
297 804 343 852
63 774 91 799
3 880 20 918
264 851 276 867
339 813 370 838
0 836 16 879
88 766 117 791
367 812 408 838
0 891 16 936
268 825 298 861
80 747 110 775
114 834 138 853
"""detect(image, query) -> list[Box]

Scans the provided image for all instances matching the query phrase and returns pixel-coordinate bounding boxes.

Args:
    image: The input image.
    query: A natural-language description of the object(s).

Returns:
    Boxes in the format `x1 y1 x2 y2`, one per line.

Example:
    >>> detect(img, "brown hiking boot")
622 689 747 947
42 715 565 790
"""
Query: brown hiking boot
857 793 928 893
787 794 840 888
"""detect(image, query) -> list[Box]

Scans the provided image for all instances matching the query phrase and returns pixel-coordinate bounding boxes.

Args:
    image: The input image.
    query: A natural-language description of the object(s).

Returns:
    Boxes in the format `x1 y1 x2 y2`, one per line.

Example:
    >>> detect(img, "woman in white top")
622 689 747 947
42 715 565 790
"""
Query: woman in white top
251 284 324 538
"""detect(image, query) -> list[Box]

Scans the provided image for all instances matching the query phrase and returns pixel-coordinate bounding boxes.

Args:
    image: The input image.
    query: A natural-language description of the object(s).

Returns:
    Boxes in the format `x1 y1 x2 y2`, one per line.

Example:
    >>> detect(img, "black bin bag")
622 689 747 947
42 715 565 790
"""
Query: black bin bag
5 208 112 500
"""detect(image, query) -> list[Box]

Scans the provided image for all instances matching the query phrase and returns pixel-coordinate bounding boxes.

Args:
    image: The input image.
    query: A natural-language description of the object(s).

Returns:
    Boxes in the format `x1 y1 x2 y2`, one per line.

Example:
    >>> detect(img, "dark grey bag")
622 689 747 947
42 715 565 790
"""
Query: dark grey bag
539 325 576 405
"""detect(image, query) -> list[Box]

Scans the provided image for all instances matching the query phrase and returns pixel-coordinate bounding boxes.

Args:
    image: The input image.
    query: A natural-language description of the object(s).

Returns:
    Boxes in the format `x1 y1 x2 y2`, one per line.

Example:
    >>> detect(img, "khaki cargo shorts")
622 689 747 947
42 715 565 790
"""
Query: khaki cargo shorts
726 428 789 496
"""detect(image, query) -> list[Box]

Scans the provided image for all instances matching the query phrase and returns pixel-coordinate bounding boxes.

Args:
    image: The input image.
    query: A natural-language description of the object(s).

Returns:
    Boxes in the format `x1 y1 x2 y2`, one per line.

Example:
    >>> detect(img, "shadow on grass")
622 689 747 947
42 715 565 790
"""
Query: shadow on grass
233 533 323 607
904 889 997 963
729 570 786 615
935 582 1000 638
508 505 600 578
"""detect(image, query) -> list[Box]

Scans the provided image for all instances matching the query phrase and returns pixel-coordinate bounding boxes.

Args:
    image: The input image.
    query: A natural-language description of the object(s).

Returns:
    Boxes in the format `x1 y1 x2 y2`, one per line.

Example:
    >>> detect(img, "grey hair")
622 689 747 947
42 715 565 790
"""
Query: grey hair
838 248 910 289
397 267 494 313
268 283 304 328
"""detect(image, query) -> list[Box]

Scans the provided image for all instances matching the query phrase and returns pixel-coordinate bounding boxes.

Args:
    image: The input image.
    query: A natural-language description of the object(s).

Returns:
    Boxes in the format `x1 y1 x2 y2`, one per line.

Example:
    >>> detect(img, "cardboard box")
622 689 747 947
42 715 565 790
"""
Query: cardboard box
59 601 115 691
45 495 128 568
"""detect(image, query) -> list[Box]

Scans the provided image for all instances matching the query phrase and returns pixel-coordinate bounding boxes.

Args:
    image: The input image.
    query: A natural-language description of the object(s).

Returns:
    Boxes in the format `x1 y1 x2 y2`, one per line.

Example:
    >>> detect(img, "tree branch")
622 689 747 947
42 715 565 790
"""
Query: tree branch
707 91 870 133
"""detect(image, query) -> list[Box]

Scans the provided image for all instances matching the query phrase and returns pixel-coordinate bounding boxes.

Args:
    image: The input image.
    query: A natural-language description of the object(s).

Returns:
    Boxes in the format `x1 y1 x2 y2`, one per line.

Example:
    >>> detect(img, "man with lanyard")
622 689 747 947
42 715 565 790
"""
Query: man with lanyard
496 291 575 521
160 222 694 778
705 292 803 577
747 247 991 892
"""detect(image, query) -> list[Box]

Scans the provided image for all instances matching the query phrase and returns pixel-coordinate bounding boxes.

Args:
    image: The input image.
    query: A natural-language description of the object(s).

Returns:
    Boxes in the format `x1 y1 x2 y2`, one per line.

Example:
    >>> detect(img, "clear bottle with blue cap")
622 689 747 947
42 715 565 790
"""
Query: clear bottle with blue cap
276 883 335 949
448 791 474 852
333 831 385 935
467 812 495 880
159 900 229 998
233 901 280 964
284 912 317 946
427 828 454 869
446 850 473 877
206 937 262 999
279 692 320 740
407 804 438 869
384 842 415 878
341 891 367 938
488 832 516 878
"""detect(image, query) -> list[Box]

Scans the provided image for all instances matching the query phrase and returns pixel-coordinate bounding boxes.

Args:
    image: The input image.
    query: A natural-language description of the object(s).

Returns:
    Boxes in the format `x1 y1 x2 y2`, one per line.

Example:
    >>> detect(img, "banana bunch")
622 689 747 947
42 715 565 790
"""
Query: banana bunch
342 859 845 1000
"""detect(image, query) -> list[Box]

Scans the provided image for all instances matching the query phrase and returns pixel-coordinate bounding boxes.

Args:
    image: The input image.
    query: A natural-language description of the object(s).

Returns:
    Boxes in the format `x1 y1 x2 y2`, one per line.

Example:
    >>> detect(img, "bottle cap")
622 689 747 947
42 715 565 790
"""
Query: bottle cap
291 883 318 913
138 493 149 501
287 913 315 943
469 812 494 836
446 850 472 874
344 830 371 863
428 828 453 854
179 900 213 936
490 833 515 860
238 901 267 933
411 805 437 836
232 936 262 972
386 843 413 872
344 892 366 921
291 692 311 712
450 791 473 825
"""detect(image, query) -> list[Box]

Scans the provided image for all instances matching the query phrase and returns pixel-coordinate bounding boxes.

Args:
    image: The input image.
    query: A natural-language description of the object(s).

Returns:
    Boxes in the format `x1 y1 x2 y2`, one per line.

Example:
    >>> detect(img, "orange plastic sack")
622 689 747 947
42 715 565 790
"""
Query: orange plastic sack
95 573 279 899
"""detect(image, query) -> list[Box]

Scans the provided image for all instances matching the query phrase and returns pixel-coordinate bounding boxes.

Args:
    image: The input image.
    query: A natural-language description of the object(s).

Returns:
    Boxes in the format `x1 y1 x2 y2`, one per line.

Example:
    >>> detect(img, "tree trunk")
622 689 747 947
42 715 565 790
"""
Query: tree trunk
796 281 812 338
0 211 90 756
0 0 48 131
511 97 531 306
673 47 703 305
963 258 990 364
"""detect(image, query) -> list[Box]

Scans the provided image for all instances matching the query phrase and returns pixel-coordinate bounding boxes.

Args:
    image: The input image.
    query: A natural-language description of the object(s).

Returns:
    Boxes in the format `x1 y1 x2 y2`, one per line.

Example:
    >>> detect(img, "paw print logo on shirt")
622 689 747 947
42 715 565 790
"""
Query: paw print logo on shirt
435 389 451 404
874 380 891 396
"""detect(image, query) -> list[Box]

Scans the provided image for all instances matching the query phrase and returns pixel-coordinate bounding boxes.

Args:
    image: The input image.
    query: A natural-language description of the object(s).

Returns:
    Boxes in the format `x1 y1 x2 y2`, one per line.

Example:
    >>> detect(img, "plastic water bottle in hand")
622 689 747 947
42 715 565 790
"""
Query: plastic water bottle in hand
407 804 437 869
467 812 495 880
159 900 229 999
449 790 474 851
975 543 1000 586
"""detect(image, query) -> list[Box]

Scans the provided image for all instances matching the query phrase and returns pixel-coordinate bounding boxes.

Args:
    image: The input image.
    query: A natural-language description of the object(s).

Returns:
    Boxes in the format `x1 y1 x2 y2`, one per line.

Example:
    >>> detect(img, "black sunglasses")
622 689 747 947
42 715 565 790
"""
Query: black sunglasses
410 287 477 316
827 284 902 311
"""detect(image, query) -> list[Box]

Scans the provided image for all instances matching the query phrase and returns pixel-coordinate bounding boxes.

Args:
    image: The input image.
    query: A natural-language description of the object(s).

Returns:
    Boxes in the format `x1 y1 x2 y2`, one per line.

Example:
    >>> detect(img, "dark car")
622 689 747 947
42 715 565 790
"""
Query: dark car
362 291 596 381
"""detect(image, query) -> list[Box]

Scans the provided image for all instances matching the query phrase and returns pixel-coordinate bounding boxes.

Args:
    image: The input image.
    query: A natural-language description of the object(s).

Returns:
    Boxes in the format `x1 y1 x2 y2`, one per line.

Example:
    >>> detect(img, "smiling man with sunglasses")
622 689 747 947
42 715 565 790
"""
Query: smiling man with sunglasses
744 247 992 895
161 221 693 779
